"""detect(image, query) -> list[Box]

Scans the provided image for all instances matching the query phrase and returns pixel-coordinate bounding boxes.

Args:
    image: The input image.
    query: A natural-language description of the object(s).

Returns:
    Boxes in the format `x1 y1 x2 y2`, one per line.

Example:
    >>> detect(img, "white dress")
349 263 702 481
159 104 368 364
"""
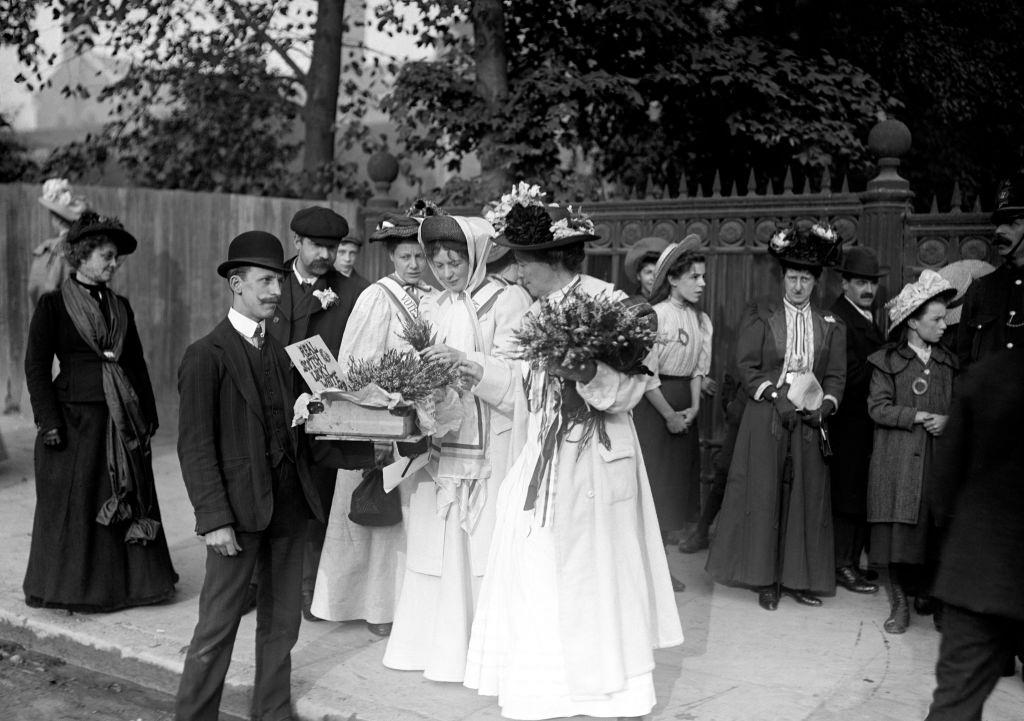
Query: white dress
383 219 532 681
463 275 684 719
311 278 436 624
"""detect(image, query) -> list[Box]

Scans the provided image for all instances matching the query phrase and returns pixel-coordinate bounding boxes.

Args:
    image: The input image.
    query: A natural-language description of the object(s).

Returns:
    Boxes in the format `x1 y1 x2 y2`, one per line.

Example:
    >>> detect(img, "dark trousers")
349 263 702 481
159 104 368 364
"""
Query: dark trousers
175 527 304 721
302 518 326 596
925 603 1024 721
833 513 869 569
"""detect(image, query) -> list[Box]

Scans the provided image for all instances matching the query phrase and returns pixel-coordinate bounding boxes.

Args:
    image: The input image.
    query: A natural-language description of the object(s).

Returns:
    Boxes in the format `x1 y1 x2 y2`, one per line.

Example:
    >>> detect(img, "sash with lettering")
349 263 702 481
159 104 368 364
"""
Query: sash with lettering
375 275 424 325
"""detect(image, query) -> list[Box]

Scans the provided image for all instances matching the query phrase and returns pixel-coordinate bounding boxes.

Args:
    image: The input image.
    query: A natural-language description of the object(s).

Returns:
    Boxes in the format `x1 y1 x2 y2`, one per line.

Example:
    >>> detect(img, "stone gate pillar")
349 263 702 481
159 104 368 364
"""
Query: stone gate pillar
859 119 914 316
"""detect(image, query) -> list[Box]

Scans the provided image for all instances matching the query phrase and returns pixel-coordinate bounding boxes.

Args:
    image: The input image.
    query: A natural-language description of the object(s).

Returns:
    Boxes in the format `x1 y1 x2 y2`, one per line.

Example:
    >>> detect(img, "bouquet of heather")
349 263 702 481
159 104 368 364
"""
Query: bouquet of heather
294 348 462 440
513 292 658 376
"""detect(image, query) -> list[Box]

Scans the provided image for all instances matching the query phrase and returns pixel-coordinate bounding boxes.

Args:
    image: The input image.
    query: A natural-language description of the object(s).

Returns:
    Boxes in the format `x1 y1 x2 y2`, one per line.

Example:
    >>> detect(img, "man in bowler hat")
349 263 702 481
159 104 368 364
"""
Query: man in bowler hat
264 205 372 620
827 246 885 595
175 231 324 720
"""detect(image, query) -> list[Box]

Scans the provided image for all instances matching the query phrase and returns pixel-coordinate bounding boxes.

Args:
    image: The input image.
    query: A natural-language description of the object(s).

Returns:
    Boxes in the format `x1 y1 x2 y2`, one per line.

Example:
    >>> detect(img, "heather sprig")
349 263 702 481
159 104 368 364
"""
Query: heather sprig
397 315 437 352
342 348 459 402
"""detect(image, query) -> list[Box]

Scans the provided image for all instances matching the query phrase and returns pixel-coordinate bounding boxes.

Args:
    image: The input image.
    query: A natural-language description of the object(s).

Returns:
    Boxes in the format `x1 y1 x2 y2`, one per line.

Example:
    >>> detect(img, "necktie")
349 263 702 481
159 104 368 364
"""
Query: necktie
252 324 264 349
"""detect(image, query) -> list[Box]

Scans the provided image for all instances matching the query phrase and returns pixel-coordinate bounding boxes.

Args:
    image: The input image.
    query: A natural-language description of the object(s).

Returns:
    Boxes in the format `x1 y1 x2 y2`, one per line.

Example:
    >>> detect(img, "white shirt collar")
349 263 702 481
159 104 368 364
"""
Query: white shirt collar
907 339 932 365
844 294 875 322
228 307 264 338
783 297 812 315
293 264 316 286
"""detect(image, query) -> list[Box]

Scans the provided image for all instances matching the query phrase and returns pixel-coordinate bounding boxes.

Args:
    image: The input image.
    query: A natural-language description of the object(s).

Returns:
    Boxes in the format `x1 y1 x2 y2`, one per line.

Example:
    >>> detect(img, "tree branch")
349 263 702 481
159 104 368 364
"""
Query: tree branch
221 0 307 83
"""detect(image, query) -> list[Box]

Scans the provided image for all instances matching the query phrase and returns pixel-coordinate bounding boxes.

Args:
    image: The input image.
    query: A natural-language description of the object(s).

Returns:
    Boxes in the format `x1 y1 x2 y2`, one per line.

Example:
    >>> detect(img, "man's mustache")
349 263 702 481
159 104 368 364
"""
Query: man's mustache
260 297 280 304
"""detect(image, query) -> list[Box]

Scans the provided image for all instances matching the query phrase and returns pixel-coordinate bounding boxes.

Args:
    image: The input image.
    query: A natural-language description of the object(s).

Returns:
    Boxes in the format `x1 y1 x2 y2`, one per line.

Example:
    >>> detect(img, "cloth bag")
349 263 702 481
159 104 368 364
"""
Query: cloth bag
348 467 402 527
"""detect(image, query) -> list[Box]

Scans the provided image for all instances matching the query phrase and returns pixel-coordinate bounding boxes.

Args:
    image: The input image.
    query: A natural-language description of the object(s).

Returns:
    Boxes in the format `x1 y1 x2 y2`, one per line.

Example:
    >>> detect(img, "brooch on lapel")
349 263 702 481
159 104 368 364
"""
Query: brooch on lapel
823 315 836 323
312 288 339 309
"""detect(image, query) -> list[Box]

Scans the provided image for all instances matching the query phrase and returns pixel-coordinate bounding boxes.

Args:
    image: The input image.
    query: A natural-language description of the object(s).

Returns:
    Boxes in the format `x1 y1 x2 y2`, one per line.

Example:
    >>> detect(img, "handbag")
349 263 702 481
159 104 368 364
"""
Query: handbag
818 423 834 460
348 467 402 527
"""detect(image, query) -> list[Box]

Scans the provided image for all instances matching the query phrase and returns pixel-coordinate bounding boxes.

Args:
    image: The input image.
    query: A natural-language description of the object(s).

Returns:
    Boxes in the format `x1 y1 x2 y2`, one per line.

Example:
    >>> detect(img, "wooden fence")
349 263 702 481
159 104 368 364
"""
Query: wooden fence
1 176 998 442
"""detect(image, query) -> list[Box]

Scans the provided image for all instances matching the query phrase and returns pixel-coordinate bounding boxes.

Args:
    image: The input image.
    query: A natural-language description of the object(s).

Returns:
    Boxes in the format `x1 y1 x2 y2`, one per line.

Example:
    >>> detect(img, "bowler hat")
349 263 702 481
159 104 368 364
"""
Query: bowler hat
66 211 137 256
492 204 600 250
218 231 286 278
624 236 670 281
651 234 703 297
834 246 888 279
290 206 349 243
992 170 1024 225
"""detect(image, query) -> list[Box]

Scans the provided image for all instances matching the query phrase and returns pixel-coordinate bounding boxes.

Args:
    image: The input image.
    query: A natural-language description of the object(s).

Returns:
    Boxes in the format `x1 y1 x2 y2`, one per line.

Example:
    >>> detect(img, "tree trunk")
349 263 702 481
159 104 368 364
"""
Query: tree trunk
303 0 346 198
471 0 510 198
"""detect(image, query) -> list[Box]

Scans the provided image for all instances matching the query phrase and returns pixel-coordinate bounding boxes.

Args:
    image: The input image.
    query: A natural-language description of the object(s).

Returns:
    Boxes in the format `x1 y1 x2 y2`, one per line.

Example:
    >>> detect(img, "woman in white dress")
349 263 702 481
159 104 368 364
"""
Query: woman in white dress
459 200 684 720
311 210 438 636
382 214 530 680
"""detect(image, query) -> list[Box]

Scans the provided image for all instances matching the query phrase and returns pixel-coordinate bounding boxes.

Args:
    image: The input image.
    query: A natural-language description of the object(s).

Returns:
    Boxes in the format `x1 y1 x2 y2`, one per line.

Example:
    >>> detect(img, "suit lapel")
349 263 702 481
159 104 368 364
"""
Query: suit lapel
212 319 265 430
812 309 828 362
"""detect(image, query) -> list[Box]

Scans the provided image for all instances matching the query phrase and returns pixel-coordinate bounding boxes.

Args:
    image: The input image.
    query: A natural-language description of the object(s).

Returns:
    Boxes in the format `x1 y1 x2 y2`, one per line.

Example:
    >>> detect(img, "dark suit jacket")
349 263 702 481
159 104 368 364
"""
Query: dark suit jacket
956 263 1024 369
25 288 158 433
268 259 369 356
177 317 324 535
735 297 847 406
932 349 1024 621
266 259 374 478
828 295 884 514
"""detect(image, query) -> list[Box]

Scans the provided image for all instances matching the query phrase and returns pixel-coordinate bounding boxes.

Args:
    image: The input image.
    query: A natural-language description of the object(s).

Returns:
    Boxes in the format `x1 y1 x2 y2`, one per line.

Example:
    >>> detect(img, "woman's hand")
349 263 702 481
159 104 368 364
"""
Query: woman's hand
914 411 934 425
41 428 63 448
458 359 484 386
548 358 597 384
923 414 948 436
421 343 465 365
665 411 688 434
205 526 242 557
701 377 719 397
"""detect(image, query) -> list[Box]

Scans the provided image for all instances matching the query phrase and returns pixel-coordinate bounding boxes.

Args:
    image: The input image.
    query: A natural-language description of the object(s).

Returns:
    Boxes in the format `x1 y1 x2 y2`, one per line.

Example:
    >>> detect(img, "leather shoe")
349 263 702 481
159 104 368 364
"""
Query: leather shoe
858 566 879 582
671 575 686 593
758 587 779 611
678 530 709 554
783 588 823 606
836 566 879 594
367 622 393 637
914 595 938 616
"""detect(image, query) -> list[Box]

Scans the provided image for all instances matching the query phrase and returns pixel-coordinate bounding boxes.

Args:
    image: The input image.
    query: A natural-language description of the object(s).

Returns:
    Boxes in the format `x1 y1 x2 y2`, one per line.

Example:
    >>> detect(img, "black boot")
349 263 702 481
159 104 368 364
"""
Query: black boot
884 568 910 634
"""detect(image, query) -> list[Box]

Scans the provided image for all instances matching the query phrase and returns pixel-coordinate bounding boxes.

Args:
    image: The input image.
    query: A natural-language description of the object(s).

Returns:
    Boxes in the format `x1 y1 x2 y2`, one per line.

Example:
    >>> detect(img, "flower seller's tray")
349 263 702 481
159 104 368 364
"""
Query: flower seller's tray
305 396 420 441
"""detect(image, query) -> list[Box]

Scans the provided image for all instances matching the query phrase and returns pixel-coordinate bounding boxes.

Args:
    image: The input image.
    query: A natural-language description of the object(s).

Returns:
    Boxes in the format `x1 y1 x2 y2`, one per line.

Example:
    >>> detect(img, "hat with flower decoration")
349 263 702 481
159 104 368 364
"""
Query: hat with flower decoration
886 269 956 328
65 211 137 256
369 198 446 242
38 178 88 222
768 223 843 271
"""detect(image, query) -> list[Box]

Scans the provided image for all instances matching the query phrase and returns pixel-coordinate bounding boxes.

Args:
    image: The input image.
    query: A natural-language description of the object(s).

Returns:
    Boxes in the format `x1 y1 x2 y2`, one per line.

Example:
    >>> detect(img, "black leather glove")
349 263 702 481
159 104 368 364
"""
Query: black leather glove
771 393 799 431
801 399 835 429
41 428 65 449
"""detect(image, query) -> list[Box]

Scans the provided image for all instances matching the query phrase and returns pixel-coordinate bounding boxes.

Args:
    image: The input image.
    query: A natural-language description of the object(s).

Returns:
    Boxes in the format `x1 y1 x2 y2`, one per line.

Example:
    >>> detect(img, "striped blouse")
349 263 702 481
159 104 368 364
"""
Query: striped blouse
647 299 713 384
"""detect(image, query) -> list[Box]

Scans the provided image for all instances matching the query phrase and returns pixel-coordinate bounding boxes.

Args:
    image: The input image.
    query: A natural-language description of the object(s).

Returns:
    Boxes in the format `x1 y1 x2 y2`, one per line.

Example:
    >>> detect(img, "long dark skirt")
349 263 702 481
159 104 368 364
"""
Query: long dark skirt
706 399 836 595
24 402 178 612
634 376 700 532
870 434 942 567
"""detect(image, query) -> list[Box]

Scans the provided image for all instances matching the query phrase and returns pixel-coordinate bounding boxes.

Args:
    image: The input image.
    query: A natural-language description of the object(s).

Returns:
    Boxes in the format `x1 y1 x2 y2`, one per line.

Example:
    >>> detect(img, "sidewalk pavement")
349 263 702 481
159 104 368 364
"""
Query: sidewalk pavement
0 411 1021 721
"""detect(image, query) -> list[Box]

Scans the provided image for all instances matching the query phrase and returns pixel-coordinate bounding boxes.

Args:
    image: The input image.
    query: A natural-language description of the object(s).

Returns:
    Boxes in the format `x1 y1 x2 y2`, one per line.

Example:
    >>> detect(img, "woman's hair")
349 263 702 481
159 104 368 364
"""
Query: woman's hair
635 252 661 279
486 250 516 275
63 234 115 270
514 242 586 273
385 238 421 255
666 253 706 282
425 239 470 262
779 259 822 280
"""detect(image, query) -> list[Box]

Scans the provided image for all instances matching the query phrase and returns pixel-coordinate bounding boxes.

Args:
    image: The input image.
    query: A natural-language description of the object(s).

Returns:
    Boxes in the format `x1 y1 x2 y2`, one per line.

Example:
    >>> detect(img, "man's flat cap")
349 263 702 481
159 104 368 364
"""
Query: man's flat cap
290 206 349 243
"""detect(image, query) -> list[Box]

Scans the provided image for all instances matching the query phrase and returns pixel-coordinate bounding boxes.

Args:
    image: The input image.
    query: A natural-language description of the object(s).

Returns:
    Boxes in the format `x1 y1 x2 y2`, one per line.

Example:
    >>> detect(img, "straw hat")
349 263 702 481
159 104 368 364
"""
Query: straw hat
624 236 670 281
885 269 956 328
937 259 996 324
650 234 703 297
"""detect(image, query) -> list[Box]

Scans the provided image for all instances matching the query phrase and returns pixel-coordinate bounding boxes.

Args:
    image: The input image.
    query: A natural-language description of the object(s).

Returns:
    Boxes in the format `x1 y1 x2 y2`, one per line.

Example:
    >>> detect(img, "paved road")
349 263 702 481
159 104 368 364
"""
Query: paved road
0 412 1021 721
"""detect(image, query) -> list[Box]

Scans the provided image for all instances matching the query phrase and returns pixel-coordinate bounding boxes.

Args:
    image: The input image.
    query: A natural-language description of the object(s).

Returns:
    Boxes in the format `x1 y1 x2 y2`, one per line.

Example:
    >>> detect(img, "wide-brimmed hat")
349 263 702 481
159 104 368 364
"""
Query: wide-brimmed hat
290 206 349 243
369 212 421 242
624 236 670 281
937 259 996 324
993 169 1024 225
886 269 956 328
217 231 286 278
38 178 88 222
834 246 888 279
492 204 599 249
650 234 703 297
65 211 137 255
769 223 843 271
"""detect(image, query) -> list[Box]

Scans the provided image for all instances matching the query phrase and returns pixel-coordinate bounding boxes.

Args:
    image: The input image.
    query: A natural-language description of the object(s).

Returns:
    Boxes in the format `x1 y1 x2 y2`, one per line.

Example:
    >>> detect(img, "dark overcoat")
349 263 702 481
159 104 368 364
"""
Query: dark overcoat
956 263 1024 368
827 295 884 516
177 318 324 535
866 343 956 524
267 259 374 495
706 297 846 594
932 349 1024 621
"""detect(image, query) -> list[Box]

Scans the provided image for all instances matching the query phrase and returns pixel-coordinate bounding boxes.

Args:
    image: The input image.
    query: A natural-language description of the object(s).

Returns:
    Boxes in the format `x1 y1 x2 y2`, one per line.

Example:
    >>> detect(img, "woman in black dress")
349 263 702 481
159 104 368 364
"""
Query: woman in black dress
24 212 177 612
